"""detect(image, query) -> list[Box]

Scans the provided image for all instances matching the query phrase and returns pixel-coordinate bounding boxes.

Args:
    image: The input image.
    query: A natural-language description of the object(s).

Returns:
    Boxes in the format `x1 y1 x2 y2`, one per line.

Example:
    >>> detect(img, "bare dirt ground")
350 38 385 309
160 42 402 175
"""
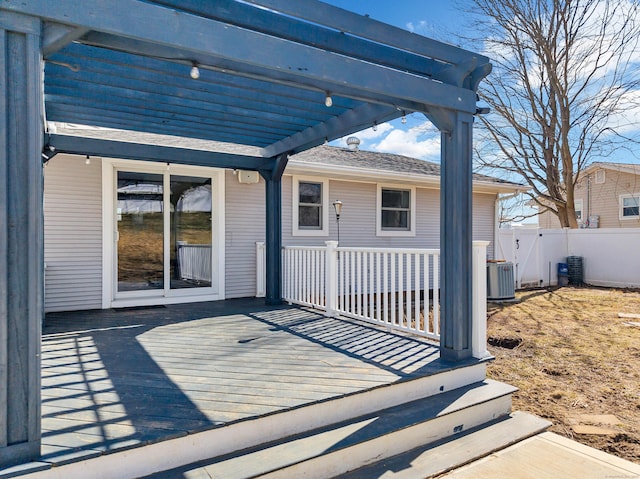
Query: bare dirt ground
486 286 640 464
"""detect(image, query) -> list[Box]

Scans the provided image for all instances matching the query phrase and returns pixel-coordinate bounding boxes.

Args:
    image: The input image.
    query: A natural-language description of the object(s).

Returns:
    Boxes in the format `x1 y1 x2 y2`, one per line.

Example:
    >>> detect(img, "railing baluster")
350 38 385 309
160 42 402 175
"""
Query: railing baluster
383 252 389 324
390 253 396 326
398 252 404 327
423 252 428 334
433 254 440 336
338 249 343 312
368 252 374 320
414 253 420 330
406 253 412 329
376 252 381 322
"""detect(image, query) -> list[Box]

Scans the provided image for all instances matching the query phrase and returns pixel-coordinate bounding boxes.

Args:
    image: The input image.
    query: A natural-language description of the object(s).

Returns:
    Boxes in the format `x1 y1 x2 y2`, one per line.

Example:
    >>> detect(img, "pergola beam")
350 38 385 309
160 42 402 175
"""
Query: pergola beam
262 103 400 157
46 134 274 171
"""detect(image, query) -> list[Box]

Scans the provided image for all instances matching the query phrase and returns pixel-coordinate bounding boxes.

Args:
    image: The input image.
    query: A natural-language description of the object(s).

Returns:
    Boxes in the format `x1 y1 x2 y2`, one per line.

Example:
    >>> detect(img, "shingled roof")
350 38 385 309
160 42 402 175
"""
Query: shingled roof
291 145 520 186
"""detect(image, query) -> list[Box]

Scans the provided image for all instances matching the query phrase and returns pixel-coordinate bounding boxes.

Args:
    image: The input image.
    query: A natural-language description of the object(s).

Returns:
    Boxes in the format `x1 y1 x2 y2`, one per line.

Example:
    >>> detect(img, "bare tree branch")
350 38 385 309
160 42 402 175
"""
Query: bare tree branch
467 0 640 227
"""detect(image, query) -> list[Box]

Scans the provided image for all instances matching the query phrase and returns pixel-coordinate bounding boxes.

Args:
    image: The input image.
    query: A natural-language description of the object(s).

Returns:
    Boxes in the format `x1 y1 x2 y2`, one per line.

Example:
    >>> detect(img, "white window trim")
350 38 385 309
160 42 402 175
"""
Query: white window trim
102 158 226 308
619 193 640 220
376 184 416 237
292 175 329 236
574 199 583 223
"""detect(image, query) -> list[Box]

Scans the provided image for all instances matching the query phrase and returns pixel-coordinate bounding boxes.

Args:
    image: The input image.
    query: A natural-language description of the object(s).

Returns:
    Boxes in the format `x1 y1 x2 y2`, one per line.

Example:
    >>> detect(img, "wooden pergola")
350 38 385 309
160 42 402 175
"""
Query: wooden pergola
0 0 491 467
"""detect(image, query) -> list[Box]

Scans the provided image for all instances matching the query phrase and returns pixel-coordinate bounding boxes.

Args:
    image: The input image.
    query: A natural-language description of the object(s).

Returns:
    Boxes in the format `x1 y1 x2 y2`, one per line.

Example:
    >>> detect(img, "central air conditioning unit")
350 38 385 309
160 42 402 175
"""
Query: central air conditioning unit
487 262 515 300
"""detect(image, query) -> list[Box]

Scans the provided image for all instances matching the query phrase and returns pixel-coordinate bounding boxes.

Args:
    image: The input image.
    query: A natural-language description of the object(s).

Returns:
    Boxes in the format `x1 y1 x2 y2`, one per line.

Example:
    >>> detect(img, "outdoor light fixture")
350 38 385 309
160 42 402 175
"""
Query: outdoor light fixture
372 121 378 132
333 200 343 244
190 62 200 79
401 112 407 124
85 155 91 165
325 92 333 107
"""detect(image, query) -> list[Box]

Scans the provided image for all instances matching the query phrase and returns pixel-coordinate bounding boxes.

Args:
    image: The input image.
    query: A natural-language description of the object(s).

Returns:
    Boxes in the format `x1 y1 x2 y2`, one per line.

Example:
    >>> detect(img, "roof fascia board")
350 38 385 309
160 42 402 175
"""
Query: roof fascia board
286 159 526 194
47 134 273 170
0 0 476 112
584 163 640 176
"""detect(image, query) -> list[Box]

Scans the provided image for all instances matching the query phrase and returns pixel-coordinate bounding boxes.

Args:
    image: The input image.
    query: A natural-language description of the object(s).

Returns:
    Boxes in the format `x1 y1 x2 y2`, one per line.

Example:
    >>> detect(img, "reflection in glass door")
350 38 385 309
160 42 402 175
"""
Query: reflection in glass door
170 175 212 289
117 171 164 292
116 170 213 295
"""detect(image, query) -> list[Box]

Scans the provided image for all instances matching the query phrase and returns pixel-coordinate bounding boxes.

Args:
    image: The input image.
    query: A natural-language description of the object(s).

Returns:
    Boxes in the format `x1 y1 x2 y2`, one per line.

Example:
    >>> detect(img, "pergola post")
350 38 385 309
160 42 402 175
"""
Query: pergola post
0 12 43 467
262 153 288 305
430 109 475 362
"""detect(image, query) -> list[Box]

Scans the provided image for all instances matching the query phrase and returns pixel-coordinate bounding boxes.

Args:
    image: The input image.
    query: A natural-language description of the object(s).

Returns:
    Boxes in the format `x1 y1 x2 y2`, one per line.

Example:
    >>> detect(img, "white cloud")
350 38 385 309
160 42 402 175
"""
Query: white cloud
406 21 426 33
371 123 440 161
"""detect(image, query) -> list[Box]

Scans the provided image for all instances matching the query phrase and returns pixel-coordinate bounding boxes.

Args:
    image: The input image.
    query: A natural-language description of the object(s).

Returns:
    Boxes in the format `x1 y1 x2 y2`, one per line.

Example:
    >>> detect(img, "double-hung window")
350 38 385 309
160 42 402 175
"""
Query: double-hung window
620 194 640 219
292 176 329 236
377 185 416 236
574 199 583 223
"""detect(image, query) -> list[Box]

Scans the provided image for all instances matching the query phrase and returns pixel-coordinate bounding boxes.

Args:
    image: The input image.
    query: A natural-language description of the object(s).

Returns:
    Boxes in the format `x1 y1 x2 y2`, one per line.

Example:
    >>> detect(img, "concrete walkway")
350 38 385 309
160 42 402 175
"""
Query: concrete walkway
441 432 640 479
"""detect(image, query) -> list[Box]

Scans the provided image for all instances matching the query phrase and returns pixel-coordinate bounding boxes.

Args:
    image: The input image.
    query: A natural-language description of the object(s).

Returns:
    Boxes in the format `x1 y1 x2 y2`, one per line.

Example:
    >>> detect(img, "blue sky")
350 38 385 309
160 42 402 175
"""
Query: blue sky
323 1 464 162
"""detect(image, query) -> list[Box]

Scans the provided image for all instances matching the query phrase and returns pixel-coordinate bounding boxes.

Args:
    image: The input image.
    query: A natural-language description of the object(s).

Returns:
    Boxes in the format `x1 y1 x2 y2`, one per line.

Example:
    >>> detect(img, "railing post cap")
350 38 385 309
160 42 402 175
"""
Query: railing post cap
473 240 491 247
325 240 339 247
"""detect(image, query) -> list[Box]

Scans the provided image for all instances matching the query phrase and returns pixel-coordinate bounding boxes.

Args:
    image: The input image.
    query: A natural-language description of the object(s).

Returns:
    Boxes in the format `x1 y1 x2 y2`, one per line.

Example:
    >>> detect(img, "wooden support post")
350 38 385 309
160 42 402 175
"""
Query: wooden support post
0 12 44 467
429 108 474 362
262 153 288 306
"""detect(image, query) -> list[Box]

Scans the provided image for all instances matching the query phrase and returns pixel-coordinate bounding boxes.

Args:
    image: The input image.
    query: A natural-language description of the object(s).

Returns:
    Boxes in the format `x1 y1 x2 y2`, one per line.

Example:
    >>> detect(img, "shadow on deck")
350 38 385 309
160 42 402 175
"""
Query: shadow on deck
38 298 467 467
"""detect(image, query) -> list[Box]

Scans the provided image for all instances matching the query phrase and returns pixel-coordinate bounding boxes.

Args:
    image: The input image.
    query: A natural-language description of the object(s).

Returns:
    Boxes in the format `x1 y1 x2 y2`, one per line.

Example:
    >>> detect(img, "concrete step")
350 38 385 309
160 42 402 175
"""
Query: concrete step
145 379 517 479
339 411 551 478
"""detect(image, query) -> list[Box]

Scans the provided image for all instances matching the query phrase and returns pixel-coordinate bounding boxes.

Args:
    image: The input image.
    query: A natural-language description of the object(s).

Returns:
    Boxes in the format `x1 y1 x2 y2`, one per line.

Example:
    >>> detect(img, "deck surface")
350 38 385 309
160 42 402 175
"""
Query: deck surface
41 299 443 465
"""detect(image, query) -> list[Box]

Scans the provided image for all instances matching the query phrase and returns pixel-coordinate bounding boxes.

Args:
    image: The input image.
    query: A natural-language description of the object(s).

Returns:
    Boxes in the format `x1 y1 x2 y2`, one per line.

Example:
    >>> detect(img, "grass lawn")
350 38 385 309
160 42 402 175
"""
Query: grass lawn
486 286 640 464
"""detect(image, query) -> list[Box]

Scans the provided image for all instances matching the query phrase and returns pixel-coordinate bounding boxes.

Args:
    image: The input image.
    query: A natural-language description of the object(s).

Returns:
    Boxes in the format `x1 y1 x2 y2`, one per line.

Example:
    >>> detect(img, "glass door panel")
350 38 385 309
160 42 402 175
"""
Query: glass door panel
117 171 164 292
170 175 212 289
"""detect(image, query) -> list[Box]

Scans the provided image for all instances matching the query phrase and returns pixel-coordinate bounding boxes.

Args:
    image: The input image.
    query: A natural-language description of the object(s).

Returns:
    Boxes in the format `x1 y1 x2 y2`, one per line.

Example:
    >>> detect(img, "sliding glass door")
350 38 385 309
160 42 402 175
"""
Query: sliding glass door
115 168 214 297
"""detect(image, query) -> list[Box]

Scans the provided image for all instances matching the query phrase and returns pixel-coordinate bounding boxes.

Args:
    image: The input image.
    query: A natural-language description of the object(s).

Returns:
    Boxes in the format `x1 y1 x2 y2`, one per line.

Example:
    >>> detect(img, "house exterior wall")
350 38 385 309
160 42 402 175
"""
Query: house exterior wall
43 157 500 309
44 154 103 312
281 174 496 255
224 170 265 298
538 168 640 229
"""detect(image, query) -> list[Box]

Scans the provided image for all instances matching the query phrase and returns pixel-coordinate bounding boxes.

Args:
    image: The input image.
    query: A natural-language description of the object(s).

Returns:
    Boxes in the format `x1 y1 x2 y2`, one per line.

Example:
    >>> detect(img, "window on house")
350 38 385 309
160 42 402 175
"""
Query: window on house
377 185 416 236
574 199 583 222
292 177 329 236
595 169 605 184
299 181 322 229
620 195 640 219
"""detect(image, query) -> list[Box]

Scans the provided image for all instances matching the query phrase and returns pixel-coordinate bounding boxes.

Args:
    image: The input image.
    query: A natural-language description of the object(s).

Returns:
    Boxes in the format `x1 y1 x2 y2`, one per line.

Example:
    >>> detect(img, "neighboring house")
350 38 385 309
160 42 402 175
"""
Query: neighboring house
43 131 524 313
538 162 640 228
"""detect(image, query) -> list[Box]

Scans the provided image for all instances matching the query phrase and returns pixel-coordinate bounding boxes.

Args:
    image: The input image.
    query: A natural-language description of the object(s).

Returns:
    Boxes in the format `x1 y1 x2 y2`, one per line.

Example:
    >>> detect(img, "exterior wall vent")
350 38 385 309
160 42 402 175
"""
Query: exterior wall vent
487 262 515 300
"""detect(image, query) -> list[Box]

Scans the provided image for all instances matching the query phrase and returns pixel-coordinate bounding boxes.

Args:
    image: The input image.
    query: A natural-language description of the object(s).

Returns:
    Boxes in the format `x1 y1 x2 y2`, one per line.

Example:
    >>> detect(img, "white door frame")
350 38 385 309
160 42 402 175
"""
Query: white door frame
102 158 226 308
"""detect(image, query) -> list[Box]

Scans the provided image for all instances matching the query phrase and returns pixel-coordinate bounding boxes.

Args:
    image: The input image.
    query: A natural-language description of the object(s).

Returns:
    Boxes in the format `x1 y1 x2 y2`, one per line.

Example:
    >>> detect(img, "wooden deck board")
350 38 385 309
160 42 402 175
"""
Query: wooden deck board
39 299 442 466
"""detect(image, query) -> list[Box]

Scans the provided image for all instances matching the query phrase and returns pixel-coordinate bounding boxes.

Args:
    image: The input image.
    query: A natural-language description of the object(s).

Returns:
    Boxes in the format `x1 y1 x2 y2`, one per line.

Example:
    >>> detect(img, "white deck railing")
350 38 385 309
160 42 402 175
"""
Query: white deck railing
257 241 489 357
332 245 441 340
177 243 211 282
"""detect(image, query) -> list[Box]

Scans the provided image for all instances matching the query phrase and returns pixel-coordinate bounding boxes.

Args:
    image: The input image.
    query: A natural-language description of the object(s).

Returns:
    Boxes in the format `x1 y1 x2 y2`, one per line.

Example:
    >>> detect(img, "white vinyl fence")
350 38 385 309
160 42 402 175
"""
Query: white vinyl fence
256 241 490 358
497 227 640 288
